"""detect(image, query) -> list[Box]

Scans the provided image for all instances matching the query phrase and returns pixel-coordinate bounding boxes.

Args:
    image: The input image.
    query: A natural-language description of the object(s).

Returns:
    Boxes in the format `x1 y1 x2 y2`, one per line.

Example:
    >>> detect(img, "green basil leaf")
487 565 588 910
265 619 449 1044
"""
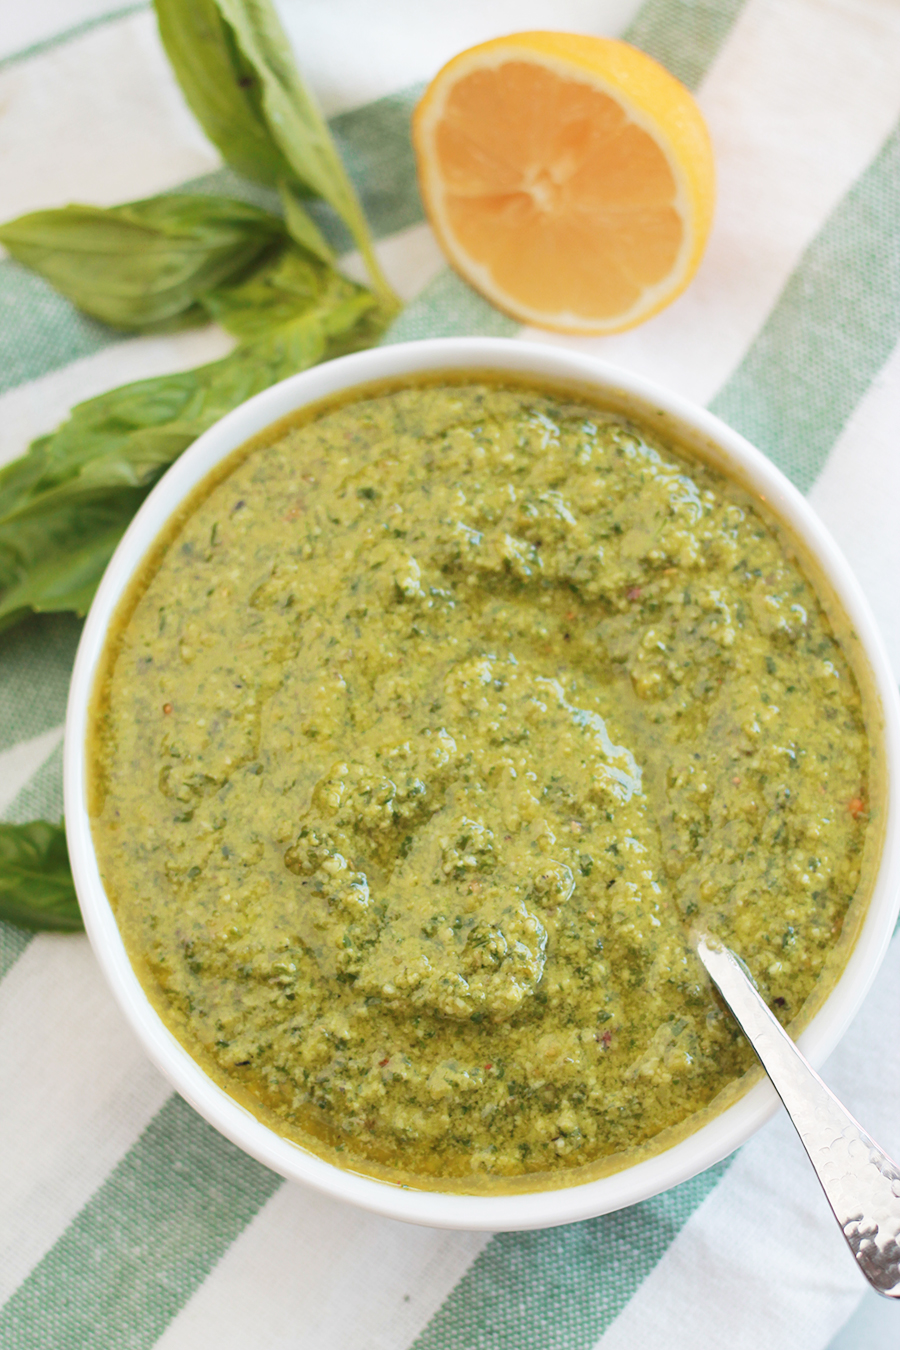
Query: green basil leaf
0 251 389 631
0 195 285 332
0 822 83 933
153 0 294 187
215 0 396 306
202 239 362 340
0 507 140 632
153 0 397 308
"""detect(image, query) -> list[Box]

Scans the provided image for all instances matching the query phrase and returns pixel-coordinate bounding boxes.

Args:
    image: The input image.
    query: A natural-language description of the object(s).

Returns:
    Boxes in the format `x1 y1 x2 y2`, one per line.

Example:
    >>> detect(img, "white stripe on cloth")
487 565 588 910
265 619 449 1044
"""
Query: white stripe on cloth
594 933 900 1350
519 0 900 406
0 9 216 224
808 334 900 680
0 936 171 1303
151 1181 488 1350
0 726 64 817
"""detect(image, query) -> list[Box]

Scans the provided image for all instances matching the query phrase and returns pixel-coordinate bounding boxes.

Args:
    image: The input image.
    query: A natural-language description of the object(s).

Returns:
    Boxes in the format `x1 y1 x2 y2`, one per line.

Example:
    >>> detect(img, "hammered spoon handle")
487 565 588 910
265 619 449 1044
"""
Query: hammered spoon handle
695 933 900 1297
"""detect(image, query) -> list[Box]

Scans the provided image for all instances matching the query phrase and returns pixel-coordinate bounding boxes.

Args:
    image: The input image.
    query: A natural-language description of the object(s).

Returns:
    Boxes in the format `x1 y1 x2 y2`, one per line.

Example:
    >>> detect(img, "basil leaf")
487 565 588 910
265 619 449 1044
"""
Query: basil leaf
0 195 284 333
154 0 295 187
0 822 83 933
212 0 383 279
0 251 389 631
153 0 398 308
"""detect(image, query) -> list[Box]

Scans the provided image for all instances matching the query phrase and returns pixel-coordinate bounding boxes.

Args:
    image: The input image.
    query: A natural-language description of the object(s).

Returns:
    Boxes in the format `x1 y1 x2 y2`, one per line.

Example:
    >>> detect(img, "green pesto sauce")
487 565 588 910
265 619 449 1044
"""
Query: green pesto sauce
91 381 870 1187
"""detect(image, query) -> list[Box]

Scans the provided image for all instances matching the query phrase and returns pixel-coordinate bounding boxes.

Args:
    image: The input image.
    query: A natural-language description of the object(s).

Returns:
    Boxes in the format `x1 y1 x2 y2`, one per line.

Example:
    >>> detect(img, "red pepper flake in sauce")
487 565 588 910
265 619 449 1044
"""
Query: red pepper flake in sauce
626 586 642 600
848 797 867 819
162 703 173 715
378 1057 390 1068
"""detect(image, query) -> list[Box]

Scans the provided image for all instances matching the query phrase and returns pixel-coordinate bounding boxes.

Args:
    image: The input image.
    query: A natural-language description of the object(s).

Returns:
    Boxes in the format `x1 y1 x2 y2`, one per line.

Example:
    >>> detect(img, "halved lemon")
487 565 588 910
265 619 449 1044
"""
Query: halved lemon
412 32 715 334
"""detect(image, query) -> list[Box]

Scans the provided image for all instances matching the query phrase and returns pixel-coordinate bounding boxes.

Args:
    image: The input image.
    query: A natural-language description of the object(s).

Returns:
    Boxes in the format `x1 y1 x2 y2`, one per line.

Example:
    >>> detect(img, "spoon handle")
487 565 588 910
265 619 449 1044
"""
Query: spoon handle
695 935 900 1298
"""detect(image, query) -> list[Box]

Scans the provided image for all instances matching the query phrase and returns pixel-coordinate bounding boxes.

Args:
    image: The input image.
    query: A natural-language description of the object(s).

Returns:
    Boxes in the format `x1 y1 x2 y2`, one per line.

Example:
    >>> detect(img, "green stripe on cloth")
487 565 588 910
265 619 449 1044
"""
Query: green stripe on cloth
0 262 119 398
0 1093 282 1350
0 89 424 396
623 0 746 91
382 269 519 343
710 118 900 493
413 1158 733 1350
169 167 284 216
0 3 149 73
328 85 426 243
0 615 82 757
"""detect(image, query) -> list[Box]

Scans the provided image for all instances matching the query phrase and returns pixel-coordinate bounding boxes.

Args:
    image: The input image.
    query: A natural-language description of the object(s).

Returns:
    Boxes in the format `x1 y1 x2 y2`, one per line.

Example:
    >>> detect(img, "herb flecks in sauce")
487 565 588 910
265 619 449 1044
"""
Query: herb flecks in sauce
91 383 869 1184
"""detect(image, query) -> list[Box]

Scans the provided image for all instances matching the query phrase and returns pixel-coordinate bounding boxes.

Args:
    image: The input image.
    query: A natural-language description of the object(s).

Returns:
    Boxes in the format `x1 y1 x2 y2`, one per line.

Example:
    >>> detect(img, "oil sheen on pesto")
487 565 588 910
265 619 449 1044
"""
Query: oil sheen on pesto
91 382 869 1184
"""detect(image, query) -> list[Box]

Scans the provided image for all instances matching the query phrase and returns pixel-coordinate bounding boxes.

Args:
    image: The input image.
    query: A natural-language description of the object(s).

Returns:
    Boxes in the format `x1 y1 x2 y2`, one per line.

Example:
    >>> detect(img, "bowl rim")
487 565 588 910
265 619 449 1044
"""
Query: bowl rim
64 336 900 1231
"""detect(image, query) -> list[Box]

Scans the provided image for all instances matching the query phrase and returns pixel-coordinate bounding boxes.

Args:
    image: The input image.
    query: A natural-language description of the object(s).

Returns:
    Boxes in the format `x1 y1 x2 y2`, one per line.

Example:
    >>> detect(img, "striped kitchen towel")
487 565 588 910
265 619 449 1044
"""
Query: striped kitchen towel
1 1 899 1347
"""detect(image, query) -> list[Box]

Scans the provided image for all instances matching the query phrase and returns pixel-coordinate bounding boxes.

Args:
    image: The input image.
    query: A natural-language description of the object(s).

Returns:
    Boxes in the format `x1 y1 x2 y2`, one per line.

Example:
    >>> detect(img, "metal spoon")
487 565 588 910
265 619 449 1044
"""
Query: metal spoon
695 933 900 1298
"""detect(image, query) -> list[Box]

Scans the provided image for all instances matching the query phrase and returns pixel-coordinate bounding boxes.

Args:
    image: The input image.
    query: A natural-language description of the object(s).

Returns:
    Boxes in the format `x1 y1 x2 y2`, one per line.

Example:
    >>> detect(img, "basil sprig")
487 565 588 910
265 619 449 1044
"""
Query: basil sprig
0 0 403 928
0 823 83 933
154 0 398 308
0 243 386 634
0 196 286 333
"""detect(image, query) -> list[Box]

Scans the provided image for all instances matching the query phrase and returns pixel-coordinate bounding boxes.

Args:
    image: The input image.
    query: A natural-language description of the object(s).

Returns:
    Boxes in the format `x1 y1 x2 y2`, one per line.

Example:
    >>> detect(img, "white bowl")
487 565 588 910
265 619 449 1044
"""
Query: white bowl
65 338 900 1231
